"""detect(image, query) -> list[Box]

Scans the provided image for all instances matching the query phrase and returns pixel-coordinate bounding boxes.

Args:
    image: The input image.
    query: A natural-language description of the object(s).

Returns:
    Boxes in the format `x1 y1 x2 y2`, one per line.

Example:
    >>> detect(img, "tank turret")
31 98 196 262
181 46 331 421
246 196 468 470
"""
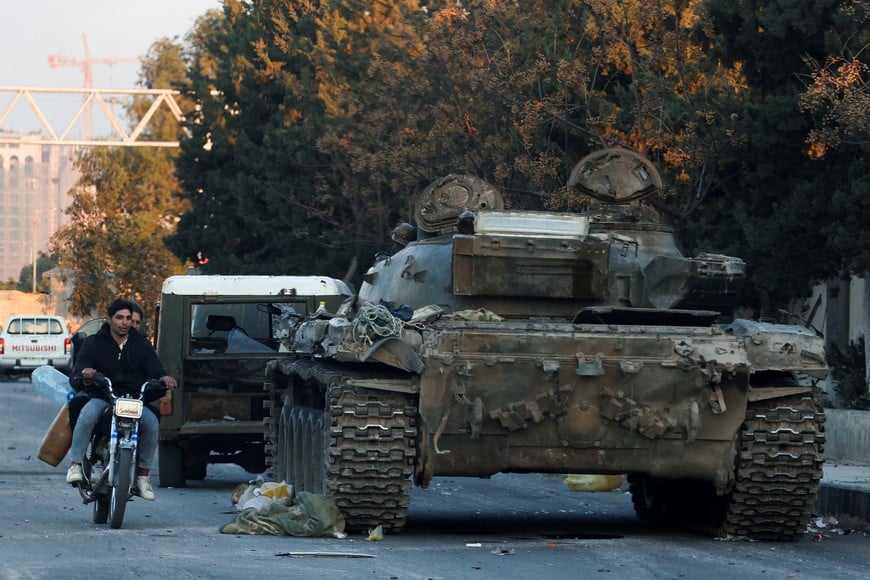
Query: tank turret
359 147 745 322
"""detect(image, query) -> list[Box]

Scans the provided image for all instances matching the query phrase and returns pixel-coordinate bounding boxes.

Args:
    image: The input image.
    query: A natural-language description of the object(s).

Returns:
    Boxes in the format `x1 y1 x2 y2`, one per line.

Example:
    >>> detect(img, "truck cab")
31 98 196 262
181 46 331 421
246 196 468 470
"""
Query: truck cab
155 275 352 487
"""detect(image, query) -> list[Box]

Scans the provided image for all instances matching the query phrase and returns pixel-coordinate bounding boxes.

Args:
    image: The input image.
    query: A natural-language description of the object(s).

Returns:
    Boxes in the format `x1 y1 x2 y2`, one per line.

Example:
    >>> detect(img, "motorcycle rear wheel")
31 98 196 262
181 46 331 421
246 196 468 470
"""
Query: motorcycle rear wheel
93 495 110 524
110 448 133 529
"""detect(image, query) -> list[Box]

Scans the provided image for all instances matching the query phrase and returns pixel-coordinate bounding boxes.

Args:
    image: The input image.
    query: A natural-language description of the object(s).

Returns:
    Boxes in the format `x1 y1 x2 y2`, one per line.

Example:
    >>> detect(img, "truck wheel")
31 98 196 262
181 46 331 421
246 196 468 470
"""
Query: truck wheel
158 441 186 487
184 461 208 481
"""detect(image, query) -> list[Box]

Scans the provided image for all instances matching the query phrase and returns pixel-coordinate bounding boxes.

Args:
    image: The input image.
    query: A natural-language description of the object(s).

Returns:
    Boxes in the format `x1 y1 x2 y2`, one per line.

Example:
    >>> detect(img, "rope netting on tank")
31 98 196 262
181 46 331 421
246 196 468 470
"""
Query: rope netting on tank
352 303 403 345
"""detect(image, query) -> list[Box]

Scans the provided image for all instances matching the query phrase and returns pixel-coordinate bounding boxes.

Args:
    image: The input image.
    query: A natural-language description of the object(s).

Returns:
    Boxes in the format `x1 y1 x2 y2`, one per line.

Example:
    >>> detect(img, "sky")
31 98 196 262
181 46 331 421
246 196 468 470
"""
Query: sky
0 0 221 135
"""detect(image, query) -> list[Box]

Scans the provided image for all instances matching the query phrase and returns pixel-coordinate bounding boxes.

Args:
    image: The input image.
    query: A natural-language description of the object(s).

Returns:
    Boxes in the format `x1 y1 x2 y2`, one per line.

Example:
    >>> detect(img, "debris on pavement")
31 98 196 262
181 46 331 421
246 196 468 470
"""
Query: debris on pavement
275 552 375 559
807 514 870 536
366 525 384 541
220 481 346 538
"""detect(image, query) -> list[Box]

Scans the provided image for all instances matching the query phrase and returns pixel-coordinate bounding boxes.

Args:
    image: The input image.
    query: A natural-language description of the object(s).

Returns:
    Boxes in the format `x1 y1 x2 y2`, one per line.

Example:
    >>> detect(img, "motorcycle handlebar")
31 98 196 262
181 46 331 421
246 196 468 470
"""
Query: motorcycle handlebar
82 375 166 399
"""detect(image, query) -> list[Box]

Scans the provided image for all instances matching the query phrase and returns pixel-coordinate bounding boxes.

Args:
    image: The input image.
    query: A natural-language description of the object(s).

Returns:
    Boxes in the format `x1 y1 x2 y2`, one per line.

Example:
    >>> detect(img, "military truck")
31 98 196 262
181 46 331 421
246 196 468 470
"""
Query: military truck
264 148 827 540
154 275 352 487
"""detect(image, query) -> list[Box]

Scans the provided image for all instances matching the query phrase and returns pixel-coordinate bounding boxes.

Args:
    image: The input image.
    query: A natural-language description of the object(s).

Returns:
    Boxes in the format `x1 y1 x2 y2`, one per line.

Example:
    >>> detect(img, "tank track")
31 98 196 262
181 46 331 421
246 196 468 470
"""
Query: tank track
717 390 825 541
628 390 825 540
265 359 418 533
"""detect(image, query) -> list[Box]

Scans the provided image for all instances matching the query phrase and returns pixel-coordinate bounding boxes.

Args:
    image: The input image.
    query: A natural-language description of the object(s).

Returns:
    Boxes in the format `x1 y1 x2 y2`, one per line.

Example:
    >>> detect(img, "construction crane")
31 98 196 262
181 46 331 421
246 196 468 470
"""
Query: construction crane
48 32 139 140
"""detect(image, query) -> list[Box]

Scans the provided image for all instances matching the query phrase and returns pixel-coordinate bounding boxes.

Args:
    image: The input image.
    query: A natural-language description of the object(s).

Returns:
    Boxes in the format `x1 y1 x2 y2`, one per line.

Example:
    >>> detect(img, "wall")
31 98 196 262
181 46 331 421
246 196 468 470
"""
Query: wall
0 290 51 327
825 409 870 464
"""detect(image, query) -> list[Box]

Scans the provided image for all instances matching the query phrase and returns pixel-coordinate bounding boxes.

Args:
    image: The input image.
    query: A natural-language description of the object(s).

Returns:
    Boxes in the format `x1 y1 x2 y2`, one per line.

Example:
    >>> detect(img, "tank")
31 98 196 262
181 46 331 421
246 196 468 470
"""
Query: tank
265 148 827 540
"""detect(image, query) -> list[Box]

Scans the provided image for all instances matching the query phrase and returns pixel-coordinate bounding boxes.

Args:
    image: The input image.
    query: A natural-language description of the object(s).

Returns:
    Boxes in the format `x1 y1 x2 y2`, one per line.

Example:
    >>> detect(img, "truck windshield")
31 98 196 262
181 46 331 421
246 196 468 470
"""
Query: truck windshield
188 301 306 355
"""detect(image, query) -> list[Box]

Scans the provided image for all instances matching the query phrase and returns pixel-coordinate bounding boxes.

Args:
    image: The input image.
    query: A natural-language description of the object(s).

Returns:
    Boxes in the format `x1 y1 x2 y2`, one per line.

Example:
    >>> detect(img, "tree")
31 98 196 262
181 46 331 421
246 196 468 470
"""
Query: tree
798 0 869 389
171 1 435 280
170 1 344 276
165 0 860 333
17 252 56 293
50 39 191 319
674 0 862 314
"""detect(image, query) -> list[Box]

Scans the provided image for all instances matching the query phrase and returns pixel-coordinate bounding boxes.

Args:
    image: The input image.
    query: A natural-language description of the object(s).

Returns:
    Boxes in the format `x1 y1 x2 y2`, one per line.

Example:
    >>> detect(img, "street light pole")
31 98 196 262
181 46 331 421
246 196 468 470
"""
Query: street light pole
32 211 37 293
31 207 58 293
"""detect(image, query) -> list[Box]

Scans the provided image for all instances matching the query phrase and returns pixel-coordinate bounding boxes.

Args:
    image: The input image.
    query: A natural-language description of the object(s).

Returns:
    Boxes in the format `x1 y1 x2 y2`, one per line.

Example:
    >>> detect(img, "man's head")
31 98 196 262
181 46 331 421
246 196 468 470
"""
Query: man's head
130 302 144 331
108 298 136 318
107 299 136 339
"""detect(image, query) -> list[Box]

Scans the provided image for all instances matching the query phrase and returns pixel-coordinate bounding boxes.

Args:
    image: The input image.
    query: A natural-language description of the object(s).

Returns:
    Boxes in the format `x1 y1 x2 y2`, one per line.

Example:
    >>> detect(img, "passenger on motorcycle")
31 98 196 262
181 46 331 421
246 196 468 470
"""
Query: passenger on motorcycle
66 299 177 500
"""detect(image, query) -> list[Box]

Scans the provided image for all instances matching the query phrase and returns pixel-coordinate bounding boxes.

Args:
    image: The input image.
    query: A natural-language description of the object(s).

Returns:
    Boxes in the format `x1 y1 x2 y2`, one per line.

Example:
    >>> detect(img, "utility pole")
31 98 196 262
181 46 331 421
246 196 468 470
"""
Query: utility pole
31 207 59 293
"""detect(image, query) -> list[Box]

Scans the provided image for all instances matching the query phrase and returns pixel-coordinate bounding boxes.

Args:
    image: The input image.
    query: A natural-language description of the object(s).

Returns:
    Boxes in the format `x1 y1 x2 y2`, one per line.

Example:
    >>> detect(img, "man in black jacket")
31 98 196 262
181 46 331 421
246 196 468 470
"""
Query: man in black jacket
66 298 177 500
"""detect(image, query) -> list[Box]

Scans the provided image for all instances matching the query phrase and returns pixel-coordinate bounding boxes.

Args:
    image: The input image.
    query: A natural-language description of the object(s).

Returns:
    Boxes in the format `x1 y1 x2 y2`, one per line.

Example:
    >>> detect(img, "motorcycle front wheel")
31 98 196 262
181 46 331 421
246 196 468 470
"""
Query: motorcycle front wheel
109 448 134 529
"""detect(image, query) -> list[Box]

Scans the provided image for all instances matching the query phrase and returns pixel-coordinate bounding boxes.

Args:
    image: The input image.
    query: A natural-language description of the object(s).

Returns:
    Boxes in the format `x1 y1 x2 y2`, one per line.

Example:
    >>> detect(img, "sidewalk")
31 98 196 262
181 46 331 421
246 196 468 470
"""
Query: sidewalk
816 463 870 523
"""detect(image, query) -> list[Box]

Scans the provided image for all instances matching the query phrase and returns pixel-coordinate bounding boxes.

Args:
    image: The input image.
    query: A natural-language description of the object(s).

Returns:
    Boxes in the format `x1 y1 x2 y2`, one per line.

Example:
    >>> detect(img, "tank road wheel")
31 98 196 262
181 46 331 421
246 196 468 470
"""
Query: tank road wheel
272 405 291 483
269 360 418 533
714 391 825 541
628 474 664 522
290 408 305 489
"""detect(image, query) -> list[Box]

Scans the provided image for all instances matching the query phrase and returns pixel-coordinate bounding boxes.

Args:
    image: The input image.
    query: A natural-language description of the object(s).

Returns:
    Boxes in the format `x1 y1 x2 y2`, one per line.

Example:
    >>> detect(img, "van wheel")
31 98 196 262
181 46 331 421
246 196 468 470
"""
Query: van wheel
158 441 186 487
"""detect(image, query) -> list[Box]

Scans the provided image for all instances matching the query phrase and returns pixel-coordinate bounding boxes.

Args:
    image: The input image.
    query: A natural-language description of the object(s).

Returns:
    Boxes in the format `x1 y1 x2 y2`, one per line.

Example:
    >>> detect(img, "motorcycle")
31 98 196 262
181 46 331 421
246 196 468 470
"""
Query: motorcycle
72 375 165 529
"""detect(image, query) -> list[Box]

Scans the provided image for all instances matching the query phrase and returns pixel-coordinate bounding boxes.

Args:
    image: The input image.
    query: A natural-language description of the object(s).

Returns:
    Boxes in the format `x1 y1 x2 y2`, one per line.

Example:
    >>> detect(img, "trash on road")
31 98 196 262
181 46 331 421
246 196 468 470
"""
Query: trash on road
366 525 384 541
221 481 346 538
275 552 375 558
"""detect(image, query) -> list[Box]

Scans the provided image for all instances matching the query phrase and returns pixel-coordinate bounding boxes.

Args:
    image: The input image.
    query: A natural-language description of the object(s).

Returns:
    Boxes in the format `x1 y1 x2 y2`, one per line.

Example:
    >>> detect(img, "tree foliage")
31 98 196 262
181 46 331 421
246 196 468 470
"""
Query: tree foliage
163 0 866 320
50 39 191 319
17 252 56 293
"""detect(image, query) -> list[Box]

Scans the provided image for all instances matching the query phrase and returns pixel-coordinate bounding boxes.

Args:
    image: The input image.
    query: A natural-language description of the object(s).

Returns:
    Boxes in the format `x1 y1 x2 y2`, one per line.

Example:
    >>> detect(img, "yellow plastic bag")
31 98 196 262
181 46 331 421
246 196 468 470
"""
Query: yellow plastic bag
260 481 291 500
563 474 623 492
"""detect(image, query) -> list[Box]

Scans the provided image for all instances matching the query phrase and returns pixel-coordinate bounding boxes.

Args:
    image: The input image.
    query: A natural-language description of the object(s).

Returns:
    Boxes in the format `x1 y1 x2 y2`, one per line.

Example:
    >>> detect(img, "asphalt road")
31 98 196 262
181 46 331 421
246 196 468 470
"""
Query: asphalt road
1 378 867 580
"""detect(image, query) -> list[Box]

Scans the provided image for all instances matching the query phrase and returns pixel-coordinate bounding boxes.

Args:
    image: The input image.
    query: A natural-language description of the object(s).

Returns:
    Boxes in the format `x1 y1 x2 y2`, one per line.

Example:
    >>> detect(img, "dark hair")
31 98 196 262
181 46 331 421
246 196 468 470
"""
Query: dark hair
107 298 136 317
130 302 144 318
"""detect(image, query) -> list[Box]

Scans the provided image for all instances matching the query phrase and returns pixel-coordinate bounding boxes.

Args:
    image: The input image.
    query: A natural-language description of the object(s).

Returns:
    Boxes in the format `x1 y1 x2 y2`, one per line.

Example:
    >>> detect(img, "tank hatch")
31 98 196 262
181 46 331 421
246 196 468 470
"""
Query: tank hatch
414 174 504 234
568 148 662 204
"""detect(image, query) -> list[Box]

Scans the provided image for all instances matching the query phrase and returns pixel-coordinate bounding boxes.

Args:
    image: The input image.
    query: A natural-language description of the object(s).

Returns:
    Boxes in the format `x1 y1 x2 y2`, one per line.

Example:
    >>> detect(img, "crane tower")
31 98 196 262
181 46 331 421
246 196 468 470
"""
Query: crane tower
47 32 139 140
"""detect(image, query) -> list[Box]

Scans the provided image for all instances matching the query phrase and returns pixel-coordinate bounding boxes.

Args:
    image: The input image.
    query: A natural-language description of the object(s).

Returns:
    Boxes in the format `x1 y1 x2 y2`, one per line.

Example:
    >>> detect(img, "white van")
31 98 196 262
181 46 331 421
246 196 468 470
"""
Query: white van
0 314 73 378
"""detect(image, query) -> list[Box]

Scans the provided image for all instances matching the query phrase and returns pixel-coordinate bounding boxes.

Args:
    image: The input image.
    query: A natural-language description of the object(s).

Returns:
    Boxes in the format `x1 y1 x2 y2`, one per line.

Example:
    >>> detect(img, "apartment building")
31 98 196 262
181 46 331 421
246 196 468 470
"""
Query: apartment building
0 130 77 281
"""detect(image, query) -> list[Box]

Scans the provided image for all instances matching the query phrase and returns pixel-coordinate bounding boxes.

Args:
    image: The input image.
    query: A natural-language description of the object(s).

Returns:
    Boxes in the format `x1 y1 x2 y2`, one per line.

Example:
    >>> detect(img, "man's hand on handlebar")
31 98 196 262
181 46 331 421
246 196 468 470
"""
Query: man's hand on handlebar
160 376 178 390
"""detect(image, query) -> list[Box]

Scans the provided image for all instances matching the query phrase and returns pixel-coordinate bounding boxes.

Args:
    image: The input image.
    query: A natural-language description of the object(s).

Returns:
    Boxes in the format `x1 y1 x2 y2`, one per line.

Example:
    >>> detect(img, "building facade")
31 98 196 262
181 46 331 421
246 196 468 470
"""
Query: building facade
0 129 78 282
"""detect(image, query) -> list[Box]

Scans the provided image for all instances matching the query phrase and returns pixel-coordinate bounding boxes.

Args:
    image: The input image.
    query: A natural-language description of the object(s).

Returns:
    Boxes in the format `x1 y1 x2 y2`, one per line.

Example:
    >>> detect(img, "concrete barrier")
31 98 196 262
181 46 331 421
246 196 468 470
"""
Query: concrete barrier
824 409 870 465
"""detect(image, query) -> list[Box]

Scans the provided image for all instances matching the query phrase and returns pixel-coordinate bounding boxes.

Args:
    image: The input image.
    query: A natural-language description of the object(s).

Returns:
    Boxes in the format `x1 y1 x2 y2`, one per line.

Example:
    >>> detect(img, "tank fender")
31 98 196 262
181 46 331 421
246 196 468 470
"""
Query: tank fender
362 336 425 373
747 385 814 402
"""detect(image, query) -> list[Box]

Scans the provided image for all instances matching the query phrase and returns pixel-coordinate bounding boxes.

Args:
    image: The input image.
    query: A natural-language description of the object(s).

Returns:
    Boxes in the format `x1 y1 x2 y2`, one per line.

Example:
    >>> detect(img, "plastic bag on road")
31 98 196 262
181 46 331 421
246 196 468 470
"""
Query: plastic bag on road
234 480 293 514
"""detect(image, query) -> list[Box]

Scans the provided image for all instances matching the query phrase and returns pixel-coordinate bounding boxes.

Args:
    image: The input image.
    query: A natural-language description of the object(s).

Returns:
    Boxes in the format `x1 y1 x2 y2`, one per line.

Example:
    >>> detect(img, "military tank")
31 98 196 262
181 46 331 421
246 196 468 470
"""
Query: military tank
264 148 827 540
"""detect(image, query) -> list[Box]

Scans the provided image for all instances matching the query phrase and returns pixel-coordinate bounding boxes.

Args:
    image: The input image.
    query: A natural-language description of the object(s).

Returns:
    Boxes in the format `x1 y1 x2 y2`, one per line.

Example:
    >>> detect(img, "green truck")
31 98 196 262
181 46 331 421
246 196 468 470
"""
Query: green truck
154 275 352 487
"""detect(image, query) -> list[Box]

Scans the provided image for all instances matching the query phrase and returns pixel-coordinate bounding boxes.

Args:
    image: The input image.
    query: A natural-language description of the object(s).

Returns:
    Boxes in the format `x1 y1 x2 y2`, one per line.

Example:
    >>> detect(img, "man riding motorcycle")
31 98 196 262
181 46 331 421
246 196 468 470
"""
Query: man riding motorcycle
66 298 177 500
